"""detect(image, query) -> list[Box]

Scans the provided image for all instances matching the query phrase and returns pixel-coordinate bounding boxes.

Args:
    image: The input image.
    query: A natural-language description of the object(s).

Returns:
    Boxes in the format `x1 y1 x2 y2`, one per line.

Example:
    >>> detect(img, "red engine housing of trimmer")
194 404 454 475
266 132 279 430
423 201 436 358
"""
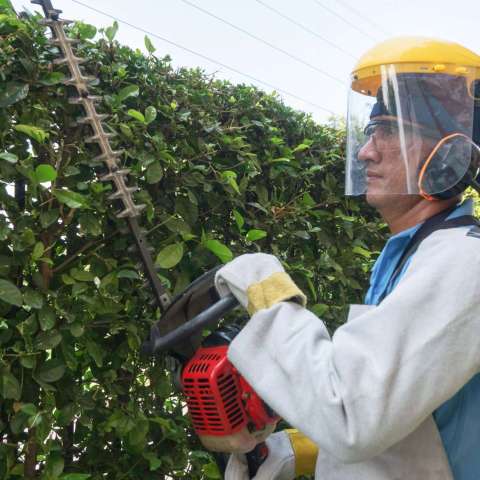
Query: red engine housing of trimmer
182 345 279 453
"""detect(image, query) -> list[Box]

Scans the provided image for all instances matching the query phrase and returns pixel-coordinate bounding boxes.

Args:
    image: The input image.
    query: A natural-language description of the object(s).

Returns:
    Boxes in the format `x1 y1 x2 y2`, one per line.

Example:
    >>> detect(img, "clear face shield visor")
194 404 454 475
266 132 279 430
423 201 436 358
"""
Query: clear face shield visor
345 65 480 198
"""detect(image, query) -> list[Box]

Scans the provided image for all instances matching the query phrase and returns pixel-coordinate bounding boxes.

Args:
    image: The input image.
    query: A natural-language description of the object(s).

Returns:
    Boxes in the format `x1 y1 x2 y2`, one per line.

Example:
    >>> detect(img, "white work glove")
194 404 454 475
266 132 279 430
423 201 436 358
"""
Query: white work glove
225 431 295 480
215 253 305 315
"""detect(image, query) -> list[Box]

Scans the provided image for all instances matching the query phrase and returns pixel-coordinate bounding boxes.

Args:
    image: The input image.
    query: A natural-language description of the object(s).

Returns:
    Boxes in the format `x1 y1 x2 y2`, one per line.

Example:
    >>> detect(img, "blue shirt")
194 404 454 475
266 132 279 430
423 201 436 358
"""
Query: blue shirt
365 199 480 480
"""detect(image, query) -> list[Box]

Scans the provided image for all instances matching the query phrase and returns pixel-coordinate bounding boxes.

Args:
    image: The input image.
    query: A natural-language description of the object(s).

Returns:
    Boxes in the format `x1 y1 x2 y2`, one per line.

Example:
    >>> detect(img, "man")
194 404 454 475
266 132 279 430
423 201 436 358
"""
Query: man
217 37 480 479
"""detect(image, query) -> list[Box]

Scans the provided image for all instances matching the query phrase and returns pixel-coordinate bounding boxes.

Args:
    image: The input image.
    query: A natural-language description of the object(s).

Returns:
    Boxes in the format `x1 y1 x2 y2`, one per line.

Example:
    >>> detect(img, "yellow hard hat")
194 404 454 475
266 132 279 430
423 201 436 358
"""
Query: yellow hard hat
346 36 480 200
351 36 480 96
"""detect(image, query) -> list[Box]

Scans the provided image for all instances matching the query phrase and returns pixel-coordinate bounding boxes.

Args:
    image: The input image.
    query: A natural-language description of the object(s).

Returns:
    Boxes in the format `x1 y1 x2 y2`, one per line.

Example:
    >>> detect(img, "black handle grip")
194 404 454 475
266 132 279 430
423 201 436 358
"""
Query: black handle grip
141 294 239 355
246 442 269 478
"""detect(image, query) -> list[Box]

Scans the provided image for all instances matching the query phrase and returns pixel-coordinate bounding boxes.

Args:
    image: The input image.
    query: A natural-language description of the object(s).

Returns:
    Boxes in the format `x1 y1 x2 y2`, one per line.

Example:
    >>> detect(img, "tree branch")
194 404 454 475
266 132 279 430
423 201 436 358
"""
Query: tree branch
24 428 37 479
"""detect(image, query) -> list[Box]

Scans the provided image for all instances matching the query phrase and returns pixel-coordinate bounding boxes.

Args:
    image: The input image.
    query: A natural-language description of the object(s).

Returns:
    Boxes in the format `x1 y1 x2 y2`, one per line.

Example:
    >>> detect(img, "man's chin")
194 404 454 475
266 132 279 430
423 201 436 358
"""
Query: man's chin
365 191 395 208
366 191 422 209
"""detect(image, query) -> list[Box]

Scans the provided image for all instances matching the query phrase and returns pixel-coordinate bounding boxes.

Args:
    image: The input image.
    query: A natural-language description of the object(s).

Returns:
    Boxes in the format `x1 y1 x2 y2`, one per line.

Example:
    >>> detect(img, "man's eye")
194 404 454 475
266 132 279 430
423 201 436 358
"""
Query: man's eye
364 124 397 138
378 125 396 136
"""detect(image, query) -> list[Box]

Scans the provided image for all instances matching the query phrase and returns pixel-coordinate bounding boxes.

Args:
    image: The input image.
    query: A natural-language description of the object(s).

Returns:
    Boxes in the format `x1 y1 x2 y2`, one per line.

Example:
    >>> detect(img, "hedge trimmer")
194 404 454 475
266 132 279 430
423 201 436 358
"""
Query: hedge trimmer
34 1 277 476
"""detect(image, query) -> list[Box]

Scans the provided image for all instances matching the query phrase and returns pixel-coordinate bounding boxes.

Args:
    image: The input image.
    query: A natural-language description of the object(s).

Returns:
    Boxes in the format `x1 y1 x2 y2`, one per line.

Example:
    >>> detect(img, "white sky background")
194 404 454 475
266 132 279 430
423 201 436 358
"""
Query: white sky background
9 0 480 123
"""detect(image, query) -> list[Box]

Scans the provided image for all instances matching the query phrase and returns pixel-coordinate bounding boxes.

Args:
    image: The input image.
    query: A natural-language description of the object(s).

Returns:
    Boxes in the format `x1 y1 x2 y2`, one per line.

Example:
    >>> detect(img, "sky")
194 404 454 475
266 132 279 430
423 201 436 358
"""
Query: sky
9 0 480 123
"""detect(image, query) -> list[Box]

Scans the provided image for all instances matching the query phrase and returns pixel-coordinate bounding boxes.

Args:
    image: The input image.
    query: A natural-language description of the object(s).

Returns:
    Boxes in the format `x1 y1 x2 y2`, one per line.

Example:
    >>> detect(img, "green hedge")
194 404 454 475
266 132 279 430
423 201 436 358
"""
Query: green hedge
0 6 386 479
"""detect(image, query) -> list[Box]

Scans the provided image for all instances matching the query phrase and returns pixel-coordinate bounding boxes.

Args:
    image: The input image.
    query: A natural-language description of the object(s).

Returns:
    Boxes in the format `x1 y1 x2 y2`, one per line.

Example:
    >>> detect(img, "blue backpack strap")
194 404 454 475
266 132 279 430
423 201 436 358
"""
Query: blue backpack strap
378 207 480 303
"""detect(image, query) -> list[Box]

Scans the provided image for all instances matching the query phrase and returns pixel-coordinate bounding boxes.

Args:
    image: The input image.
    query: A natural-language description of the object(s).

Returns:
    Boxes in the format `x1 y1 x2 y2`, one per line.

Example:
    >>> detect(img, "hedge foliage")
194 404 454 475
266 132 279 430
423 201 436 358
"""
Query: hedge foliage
0 4 387 479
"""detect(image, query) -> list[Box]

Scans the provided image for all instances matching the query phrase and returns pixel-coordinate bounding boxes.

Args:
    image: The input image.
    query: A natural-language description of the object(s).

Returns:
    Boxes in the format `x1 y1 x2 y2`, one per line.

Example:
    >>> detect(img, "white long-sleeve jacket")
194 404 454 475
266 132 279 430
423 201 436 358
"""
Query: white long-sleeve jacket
226 226 480 479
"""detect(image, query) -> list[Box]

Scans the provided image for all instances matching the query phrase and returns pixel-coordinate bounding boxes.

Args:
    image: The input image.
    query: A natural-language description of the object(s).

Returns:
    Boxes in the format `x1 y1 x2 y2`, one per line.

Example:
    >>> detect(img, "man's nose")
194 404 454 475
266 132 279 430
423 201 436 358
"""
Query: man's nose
358 137 381 163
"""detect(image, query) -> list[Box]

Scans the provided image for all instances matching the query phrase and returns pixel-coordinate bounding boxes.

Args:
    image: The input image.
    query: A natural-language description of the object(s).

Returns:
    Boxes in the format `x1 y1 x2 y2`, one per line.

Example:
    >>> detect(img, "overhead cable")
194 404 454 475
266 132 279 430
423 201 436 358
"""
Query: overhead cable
179 0 346 86
311 0 380 42
253 0 356 60
69 0 336 115
335 0 390 37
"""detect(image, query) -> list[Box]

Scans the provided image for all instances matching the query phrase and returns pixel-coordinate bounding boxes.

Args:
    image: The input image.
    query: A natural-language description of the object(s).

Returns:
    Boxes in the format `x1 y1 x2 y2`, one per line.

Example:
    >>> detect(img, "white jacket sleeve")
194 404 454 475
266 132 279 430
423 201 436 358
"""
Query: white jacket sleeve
227 228 480 463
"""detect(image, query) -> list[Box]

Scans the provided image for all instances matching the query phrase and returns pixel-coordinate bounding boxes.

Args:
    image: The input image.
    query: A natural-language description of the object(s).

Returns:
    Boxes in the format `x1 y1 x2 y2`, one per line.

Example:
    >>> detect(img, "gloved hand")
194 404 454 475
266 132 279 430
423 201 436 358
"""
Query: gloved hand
215 253 306 315
225 431 295 480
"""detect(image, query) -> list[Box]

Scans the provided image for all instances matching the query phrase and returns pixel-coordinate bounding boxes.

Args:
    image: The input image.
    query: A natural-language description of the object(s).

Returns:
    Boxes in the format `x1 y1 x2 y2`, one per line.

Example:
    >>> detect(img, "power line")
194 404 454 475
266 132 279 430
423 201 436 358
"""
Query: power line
335 0 390 37
253 0 356 60
311 0 380 42
179 0 346 86
69 0 336 115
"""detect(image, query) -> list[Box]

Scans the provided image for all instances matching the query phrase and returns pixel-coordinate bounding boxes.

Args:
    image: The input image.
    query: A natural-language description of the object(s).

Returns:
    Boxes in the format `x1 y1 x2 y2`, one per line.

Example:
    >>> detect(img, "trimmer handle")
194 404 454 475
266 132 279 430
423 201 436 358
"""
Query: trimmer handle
246 442 269 478
141 294 239 355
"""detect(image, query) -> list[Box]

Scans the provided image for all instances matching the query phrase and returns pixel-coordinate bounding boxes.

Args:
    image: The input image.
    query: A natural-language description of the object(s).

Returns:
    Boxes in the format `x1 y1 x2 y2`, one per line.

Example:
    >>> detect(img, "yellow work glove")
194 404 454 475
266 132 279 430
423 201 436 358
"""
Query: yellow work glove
215 253 306 316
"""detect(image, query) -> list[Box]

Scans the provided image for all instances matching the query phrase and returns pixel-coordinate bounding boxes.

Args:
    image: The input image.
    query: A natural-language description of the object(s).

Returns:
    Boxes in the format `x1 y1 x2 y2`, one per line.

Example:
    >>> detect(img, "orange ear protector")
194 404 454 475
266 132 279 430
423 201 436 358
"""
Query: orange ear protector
418 133 480 201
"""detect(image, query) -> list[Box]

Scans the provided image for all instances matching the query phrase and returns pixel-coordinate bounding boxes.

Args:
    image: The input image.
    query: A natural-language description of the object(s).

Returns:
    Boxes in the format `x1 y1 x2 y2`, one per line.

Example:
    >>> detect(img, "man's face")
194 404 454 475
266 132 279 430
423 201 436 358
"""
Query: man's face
357 119 437 209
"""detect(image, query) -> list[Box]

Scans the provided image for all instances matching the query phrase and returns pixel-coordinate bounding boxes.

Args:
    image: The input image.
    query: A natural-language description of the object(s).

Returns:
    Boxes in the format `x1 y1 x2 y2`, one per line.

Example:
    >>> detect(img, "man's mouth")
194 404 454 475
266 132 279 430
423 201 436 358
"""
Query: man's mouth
366 171 382 179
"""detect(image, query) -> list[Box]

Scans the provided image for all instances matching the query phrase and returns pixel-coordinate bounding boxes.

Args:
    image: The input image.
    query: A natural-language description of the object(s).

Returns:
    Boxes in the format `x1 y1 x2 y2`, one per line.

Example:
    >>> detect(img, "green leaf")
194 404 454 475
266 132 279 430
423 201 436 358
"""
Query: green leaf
144 35 156 54
353 245 372 258
175 197 198 225
246 229 267 242
143 452 161 471
75 21 97 40
0 279 22 306
86 341 105 367
34 376 56 392
0 371 21 400
79 213 102 236
155 243 184 269
16 313 37 337
20 355 36 369
270 136 284 145
38 306 56 331
310 303 329 317
302 192 316 207
204 239 233 263
10 411 28 435
19 403 37 416
37 358 66 383
159 150 175 163
119 123 133 138
117 270 139 279
69 322 84 338
23 288 44 309
70 268 95 282
32 242 44 260
117 85 139 102
34 329 62 350
127 417 149 446
127 108 145 123
14 124 48 143
165 217 191 235
146 161 163 184
40 210 59 228
268 157 291 164
202 462 221 479
38 72 65 86
293 142 311 153
0 152 18 163
0 1 15 14
221 170 240 194
44 452 64 478
293 230 310 240
233 210 244 231
145 106 157 124
34 164 57 183
64 165 80 177
105 20 118 41
0 82 28 108
53 189 88 209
